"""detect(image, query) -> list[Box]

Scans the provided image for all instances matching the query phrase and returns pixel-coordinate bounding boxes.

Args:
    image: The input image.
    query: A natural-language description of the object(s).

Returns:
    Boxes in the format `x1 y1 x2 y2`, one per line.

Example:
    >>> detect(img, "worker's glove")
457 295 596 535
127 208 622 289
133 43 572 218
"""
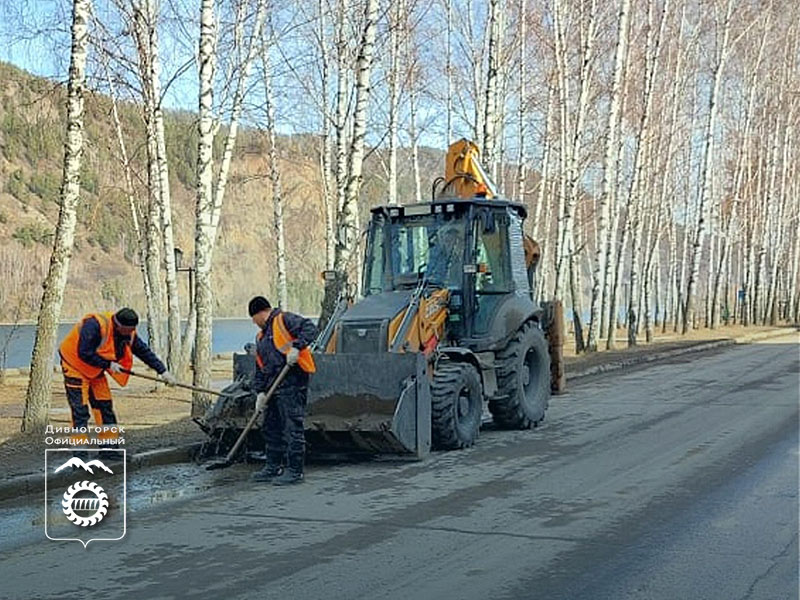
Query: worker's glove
286 347 300 366
255 392 269 413
108 362 123 374
160 371 177 386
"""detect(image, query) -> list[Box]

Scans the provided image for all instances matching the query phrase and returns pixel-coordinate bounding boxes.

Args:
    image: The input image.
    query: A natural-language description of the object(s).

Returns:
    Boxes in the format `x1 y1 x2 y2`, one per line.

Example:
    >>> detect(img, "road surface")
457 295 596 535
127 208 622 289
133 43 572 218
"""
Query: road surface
0 334 797 600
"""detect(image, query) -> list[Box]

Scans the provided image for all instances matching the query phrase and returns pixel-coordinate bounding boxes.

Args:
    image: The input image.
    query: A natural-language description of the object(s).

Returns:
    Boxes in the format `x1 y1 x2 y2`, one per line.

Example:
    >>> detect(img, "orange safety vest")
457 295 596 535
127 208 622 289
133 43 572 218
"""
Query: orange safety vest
256 312 316 374
59 312 134 386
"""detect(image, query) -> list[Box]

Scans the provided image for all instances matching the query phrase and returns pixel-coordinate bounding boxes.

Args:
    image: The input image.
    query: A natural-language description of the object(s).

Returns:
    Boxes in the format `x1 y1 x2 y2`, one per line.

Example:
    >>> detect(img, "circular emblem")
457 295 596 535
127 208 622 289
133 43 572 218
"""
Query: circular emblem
62 480 109 527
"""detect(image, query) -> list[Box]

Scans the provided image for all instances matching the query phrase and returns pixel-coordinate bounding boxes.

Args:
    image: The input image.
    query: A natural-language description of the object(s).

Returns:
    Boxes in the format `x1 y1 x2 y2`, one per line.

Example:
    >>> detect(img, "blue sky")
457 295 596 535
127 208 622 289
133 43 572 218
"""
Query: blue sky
0 0 468 151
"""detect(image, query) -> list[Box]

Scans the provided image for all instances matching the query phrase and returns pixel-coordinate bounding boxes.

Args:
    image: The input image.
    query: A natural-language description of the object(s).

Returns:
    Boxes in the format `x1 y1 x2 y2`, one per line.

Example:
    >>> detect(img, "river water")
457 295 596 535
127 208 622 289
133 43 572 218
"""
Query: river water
0 319 260 369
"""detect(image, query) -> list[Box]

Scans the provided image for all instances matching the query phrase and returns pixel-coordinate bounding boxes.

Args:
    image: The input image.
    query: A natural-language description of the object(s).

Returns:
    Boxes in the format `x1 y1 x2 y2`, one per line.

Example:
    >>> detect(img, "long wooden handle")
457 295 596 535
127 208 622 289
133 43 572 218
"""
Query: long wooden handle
223 364 292 462
122 368 229 398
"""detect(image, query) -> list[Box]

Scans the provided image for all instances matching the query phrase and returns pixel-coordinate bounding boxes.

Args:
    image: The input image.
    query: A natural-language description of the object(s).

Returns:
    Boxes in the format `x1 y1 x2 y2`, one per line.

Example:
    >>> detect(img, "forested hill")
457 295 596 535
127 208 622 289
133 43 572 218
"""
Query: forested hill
0 61 441 322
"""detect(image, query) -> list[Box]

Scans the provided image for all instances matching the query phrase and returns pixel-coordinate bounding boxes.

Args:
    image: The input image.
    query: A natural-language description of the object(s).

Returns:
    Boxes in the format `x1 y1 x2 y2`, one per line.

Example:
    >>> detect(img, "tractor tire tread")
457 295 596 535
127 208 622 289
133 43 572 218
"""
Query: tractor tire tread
431 362 482 451
489 320 550 429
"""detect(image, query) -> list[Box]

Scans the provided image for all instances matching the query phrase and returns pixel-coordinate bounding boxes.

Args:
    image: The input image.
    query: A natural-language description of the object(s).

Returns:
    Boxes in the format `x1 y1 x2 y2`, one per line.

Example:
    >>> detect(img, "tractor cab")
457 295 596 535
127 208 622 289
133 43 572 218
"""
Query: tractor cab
361 197 534 344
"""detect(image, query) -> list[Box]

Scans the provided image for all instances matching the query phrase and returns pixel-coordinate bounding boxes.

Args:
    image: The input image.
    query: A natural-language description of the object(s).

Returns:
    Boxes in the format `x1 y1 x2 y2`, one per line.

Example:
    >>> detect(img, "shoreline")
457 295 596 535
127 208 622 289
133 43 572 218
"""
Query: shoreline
0 315 320 327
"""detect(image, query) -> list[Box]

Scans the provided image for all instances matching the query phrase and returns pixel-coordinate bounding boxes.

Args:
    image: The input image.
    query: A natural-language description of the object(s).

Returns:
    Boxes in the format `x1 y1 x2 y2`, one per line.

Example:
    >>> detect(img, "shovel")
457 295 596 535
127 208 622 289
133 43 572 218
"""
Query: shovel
122 368 231 398
205 364 291 471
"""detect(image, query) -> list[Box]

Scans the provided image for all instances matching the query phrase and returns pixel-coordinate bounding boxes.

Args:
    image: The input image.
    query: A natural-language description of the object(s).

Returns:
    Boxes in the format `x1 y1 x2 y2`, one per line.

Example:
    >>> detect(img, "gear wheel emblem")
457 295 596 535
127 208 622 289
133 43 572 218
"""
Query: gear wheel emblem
61 480 109 527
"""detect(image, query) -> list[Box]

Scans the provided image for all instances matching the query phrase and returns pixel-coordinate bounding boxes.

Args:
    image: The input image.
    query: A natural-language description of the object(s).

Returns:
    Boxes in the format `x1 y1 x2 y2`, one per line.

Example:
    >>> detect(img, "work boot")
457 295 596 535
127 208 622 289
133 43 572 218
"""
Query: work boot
251 464 282 483
251 452 284 483
272 469 303 486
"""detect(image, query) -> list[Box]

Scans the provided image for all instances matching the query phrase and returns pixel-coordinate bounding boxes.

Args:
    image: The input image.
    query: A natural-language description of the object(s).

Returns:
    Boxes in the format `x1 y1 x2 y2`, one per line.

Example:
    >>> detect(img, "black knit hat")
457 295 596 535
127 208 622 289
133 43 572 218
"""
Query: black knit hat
114 307 139 327
248 296 271 317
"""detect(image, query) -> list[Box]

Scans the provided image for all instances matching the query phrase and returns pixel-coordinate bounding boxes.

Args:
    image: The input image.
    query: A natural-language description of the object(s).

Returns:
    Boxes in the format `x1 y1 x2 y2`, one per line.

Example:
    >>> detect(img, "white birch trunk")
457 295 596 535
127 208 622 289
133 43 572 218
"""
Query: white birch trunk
664 215 676 332
765 116 791 325
22 0 90 431
147 0 182 371
144 116 165 356
483 0 501 175
335 0 349 217
711 18 766 328
131 1 166 357
790 193 800 323
409 83 422 204
515 0 527 201
604 3 635 348
262 32 288 309
627 0 669 345
209 1 267 234
683 0 734 333
104 60 151 334
387 0 401 205
445 0 452 146
406 17 422 205
656 8 686 332
192 0 218 415
192 0 266 412
319 0 335 270
533 85 555 246
335 0 379 277
587 0 629 350
551 0 570 301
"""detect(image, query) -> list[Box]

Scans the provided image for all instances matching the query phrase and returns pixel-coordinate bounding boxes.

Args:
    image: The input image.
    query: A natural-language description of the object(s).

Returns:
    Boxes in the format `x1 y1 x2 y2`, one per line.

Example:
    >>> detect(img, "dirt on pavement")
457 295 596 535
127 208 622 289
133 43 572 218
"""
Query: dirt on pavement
0 357 232 479
0 324 789 480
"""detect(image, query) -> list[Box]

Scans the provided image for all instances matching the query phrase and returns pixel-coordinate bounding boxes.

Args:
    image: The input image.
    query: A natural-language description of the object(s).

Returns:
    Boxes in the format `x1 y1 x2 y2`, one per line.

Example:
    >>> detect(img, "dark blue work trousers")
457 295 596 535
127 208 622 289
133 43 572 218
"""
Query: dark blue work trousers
261 385 307 473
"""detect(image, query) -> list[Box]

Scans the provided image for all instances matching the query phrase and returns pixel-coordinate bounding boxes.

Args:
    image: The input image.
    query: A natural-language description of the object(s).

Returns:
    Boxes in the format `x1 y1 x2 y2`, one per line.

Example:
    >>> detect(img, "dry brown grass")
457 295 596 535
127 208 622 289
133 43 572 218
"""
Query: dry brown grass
1 325 787 447
561 323 780 358
0 357 233 445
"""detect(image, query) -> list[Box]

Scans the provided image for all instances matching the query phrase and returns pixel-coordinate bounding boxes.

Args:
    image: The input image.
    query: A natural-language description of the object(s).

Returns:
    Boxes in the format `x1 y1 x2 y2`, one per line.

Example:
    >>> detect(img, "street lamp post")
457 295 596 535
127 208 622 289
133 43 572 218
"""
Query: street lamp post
174 247 195 309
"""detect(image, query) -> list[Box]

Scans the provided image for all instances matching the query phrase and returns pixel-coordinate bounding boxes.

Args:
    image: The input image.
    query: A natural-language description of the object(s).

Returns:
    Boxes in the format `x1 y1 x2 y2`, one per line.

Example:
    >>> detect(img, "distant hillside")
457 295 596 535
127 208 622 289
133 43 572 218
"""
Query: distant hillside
0 61 443 322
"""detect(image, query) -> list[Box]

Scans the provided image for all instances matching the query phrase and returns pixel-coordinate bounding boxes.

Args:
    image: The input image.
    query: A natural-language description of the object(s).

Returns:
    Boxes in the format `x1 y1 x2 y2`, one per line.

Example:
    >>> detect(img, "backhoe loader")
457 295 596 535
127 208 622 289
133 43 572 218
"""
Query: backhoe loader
197 139 551 459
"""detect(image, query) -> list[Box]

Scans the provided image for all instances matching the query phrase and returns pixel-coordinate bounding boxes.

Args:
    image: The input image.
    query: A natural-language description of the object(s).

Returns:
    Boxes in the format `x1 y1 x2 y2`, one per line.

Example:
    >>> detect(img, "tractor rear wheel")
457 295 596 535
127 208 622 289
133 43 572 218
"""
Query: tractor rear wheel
490 320 550 429
431 362 482 450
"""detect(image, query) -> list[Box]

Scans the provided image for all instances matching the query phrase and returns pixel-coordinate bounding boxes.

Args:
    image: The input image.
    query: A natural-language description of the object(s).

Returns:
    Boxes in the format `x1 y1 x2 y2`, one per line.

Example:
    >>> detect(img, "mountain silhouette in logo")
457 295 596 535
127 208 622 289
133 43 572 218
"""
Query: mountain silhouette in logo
54 457 114 474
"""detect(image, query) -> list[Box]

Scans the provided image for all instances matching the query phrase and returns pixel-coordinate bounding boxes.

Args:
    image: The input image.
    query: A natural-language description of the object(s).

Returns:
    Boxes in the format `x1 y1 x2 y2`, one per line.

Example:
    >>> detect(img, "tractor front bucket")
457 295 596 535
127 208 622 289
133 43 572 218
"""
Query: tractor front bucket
306 352 431 459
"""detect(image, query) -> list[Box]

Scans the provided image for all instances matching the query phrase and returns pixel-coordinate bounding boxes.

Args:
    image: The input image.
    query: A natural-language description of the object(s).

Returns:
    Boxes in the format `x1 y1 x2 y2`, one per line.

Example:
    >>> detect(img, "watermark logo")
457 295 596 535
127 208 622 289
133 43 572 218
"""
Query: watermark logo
45 449 126 547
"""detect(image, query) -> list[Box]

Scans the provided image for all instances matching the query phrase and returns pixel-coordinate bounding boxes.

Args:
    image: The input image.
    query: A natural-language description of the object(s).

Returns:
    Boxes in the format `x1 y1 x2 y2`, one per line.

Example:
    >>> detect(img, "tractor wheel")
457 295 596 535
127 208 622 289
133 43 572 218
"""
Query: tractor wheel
431 362 483 450
490 320 551 429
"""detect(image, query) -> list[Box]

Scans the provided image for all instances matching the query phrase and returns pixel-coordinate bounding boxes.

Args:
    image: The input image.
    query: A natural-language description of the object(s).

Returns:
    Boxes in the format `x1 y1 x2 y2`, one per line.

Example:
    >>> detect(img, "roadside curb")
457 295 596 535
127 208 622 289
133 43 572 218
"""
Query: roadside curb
1 328 794 501
0 442 202 503
569 327 797 382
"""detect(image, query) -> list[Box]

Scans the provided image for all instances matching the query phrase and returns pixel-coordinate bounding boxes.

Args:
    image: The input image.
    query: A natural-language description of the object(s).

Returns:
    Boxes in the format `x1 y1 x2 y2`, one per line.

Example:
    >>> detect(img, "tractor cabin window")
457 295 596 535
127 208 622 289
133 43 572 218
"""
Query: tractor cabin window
474 215 512 294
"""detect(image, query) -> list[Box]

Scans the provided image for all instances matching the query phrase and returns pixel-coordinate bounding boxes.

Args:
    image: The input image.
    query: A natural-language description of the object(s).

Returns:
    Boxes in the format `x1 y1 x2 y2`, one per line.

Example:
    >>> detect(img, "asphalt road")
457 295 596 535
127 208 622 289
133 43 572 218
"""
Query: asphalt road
0 334 797 600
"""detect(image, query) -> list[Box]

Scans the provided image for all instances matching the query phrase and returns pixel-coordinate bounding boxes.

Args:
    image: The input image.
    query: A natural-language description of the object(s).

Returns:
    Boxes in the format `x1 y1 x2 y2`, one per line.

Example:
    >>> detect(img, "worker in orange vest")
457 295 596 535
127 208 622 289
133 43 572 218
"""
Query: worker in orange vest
248 296 317 485
59 308 175 458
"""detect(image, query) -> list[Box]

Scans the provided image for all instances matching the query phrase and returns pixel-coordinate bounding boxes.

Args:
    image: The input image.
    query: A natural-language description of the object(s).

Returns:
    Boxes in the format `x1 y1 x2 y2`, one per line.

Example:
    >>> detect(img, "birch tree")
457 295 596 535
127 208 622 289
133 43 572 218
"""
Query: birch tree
387 0 403 205
626 0 669 346
444 0 453 146
22 0 91 431
554 0 598 347
323 0 380 316
192 0 266 413
130 0 181 368
586 0 630 351
483 0 502 178
710 12 767 328
514 0 527 201
103 59 152 332
406 4 423 204
683 0 735 334
262 24 288 308
318 0 336 269
192 0 217 415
